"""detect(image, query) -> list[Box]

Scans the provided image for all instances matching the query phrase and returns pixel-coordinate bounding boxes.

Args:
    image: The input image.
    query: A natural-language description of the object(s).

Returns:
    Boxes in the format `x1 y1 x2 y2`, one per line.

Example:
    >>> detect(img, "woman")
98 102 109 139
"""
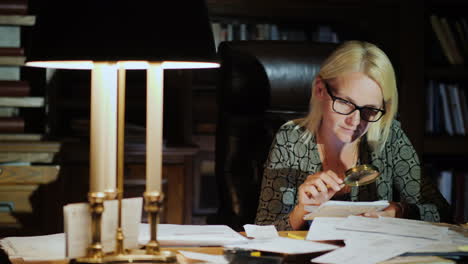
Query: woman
254 40 450 231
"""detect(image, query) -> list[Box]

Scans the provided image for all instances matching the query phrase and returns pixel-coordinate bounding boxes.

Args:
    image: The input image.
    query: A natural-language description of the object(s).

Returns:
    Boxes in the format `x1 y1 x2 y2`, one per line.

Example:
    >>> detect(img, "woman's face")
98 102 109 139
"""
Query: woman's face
317 72 384 144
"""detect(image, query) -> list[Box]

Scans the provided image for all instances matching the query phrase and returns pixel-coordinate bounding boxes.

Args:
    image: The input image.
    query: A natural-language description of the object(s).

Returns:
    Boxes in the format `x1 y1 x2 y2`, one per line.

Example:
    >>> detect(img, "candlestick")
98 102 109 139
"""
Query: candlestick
146 63 164 193
90 62 117 194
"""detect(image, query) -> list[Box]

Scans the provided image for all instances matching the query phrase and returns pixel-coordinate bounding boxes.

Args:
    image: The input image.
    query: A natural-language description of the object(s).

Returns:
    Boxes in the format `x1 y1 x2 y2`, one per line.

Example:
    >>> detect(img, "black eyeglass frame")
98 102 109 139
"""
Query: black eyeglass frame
323 81 386 122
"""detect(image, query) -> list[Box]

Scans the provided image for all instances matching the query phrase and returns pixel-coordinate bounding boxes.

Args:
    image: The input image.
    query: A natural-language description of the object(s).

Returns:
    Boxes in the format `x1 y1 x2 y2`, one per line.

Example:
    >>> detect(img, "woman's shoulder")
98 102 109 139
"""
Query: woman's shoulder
277 119 308 135
388 119 406 139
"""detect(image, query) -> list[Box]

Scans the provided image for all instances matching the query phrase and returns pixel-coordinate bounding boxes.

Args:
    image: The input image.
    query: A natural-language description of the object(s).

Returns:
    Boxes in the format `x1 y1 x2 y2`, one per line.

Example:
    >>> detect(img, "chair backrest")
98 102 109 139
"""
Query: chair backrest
213 41 337 230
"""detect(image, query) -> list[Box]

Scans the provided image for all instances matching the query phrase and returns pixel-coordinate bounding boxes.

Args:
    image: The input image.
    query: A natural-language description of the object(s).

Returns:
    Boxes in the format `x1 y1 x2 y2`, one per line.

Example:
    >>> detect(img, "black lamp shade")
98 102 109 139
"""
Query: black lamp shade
26 0 217 63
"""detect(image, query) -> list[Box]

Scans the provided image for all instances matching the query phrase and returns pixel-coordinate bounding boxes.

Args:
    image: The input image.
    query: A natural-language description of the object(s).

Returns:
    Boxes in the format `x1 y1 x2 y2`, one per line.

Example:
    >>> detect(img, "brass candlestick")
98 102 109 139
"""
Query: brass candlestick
103 192 176 264
144 191 163 254
75 192 106 264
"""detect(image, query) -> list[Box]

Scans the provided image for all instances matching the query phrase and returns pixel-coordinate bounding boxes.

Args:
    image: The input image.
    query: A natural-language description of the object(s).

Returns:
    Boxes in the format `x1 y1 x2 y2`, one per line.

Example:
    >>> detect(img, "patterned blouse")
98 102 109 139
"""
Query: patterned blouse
254 119 450 230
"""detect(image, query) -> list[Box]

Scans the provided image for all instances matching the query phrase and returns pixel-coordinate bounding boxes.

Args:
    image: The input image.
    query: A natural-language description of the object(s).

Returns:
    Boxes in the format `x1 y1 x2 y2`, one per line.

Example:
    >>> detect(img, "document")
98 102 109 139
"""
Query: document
139 223 248 246
304 200 389 220
335 216 449 240
64 197 142 258
227 237 339 255
243 224 279 239
0 233 65 261
307 217 361 241
312 236 431 264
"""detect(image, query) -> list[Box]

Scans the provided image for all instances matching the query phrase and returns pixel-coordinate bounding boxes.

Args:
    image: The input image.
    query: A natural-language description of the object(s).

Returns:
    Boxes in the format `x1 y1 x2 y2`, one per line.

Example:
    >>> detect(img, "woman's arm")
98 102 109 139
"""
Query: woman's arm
390 122 451 222
254 125 307 230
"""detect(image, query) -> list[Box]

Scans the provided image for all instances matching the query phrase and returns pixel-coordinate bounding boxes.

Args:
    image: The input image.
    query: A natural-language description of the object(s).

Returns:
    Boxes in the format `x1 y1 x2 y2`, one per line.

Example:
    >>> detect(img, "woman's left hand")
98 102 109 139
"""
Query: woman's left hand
362 202 403 218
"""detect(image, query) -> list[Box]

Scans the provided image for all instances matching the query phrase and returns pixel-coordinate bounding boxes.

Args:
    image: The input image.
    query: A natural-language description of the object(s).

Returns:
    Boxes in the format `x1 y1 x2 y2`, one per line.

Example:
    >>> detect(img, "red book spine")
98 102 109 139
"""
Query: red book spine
0 117 24 133
0 47 24 56
0 0 28 15
0 80 30 96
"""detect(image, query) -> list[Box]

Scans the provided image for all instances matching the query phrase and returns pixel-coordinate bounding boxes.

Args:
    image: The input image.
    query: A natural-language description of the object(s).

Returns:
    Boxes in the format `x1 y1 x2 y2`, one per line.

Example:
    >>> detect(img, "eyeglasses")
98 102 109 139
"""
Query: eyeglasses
324 81 386 122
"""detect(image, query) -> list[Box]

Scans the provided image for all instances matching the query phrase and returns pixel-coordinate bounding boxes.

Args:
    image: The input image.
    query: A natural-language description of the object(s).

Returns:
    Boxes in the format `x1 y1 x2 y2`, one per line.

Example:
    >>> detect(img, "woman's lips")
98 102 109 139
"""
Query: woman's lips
341 127 356 135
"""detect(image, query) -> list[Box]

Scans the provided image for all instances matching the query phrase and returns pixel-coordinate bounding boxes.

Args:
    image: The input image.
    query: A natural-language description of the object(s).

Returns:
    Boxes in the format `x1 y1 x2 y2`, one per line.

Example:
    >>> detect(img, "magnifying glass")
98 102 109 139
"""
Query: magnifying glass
343 164 380 187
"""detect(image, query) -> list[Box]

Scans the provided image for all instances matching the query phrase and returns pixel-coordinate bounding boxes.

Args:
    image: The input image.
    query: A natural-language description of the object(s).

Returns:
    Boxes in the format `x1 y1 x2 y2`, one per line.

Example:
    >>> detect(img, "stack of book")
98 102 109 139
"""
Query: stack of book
0 0 61 234
0 0 43 141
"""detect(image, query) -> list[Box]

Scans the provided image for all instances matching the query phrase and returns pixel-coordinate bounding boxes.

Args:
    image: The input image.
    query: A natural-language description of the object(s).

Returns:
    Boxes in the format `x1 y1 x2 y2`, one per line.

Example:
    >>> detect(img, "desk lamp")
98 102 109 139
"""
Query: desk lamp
26 1 218 263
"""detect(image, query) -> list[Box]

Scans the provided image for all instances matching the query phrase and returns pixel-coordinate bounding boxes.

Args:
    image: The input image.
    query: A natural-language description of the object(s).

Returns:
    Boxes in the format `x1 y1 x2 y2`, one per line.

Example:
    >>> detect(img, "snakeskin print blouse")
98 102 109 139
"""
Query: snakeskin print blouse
254 119 451 230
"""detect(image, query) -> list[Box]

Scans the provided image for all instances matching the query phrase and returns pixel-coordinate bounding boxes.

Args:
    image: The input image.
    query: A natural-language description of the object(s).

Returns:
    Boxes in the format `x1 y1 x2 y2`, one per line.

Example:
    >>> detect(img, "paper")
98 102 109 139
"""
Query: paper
139 224 248 246
307 217 361 241
64 197 142 258
378 256 455 264
227 237 338 254
304 200 389 220
243 224 279 239
312 236 427 264
178 250 229 264
335 216 449 240
0 233 65 261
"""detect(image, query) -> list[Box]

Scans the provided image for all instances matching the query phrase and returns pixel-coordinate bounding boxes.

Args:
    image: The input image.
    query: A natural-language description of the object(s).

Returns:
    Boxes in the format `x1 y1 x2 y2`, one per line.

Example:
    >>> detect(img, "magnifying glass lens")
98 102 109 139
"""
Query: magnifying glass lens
344 164 380 187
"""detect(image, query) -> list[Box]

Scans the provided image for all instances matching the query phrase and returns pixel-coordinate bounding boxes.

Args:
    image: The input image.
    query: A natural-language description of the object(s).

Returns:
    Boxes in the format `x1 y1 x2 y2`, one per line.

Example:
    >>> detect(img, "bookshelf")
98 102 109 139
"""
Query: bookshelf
424 0 468 223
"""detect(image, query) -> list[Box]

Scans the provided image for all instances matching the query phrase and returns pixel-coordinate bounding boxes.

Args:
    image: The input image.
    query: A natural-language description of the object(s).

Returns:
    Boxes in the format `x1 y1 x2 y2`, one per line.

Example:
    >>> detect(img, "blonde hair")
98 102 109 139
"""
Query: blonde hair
299 40 398 153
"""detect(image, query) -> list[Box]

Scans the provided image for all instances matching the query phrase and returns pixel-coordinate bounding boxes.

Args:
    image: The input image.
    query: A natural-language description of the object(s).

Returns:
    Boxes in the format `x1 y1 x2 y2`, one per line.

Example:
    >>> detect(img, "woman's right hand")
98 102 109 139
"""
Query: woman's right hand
297 170 344 206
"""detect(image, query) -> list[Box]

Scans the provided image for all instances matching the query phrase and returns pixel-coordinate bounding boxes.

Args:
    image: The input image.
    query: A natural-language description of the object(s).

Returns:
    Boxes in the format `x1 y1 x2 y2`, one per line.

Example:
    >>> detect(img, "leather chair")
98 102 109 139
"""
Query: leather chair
213 41 337 230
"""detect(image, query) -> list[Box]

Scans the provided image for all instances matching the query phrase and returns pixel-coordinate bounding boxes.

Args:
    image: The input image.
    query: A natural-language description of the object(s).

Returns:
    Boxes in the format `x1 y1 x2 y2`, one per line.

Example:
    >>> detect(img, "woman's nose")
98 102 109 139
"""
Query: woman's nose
346 109 361 126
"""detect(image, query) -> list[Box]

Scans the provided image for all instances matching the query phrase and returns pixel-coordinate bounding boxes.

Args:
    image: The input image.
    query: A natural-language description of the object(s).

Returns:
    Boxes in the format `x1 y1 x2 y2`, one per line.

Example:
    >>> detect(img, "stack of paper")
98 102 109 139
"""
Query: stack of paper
306 216 466 264
139 223 248 246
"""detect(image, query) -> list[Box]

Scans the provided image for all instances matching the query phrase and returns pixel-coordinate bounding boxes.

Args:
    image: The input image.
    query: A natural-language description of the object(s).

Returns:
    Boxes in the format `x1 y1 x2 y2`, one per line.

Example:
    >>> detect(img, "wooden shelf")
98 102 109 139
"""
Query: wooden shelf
423 136 468 155
425 67 468 80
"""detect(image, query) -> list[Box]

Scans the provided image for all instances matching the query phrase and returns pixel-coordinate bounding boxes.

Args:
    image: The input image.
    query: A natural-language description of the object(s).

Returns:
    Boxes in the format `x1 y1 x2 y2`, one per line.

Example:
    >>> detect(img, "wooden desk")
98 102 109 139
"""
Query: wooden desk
9 231 309 264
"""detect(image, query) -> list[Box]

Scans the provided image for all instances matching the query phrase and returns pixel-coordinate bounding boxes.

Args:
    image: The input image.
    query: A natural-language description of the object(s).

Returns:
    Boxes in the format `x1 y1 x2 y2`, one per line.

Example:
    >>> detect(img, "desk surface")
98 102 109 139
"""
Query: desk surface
10 231 308 264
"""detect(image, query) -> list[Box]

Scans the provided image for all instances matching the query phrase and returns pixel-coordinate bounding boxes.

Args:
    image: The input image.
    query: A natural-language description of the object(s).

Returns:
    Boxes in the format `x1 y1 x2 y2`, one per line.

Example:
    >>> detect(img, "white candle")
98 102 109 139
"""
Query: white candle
90 62 117 193
146 63 164 193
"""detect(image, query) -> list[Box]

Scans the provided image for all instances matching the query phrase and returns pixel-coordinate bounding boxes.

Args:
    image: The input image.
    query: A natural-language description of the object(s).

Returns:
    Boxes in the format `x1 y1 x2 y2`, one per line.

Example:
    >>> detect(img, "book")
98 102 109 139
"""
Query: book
459 89 468 133
453 171 465 223
440 17 464 65
454 20 468 60
0 116 23 132
0 141 60 163
430 15 456 65
438 83 454 136
437 170 453 204
303 200 390 220
0 55 25 65
0 165 60 184
0 47 23 56
0 0 28 15
426 80 435 133
0 96 44 107
0 152 56 163
449 84 465 135
0 25 20 47
0 133 42 141
0 141 60 152
0 80 29 96
0 66 20 80
0 15 35 26
0 106 19 117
